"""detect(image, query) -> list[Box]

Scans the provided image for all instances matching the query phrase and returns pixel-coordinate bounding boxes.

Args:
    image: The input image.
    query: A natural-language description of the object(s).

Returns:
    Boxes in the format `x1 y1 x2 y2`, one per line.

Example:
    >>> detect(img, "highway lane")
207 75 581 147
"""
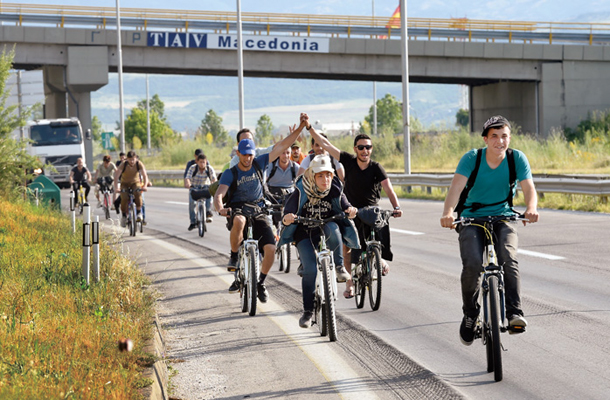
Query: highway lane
69 187 610 399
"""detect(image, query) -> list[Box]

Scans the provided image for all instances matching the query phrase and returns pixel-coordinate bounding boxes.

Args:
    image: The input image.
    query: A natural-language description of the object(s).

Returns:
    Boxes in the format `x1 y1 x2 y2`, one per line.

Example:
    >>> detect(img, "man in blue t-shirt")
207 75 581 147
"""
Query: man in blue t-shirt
440 115 539 346
213 125 305 300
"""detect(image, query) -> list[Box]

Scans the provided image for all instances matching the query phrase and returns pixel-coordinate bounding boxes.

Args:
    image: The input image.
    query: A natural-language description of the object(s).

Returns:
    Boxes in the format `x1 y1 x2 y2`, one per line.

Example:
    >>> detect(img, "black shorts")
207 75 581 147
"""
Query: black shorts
227 204 276 249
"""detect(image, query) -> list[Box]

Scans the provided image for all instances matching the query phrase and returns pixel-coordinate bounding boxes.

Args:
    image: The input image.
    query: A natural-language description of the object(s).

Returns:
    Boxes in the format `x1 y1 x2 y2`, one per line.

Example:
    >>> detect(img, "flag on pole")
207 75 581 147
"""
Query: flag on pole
386 4 401 29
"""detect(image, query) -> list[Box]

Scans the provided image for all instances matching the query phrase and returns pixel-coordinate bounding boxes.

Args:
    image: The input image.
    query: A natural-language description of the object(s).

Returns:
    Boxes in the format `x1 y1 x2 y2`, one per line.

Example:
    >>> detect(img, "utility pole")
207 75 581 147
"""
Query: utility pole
146 74 151 155
400 0 411 174
116 0 126 152
236 0 245 130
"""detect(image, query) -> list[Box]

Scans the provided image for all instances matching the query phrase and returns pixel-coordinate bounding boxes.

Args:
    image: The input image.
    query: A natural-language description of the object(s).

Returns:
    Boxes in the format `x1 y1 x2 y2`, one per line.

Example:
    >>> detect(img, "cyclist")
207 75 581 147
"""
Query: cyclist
93 155 117 207
265 147 299 204
69 157 92 204
113 151 149 227
440 115 539 345
185 153 217 230
297 132 345 182
280 155 358 328
302 113 403 298
213 130 302 302
115 151 126 168
290 143 306 164
184 148 202 179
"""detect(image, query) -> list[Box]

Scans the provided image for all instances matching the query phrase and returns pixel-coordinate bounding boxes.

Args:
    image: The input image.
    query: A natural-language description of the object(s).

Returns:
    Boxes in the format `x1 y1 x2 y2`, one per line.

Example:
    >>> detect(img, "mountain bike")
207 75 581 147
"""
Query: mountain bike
352 207 395 311
269 191 292 274
98 177 114 220
231 203 273 317
293 213 346 342
122 187 142 237
191 187 211 238
453 214 528 382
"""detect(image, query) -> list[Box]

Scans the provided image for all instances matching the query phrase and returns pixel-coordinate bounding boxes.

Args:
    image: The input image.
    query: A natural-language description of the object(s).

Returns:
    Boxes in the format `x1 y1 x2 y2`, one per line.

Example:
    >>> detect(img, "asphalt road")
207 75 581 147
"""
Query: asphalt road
65 187 610 399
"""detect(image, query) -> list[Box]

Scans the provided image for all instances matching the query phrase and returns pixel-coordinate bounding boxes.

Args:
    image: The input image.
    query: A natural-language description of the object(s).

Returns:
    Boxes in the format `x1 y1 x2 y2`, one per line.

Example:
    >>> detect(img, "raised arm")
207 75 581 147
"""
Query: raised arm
268 120 306 162
301 113 341 160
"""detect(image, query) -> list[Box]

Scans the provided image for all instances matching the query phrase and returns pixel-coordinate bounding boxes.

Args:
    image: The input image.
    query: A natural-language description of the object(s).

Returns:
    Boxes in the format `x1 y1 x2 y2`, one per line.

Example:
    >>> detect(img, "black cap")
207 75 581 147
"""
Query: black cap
482 115 511 136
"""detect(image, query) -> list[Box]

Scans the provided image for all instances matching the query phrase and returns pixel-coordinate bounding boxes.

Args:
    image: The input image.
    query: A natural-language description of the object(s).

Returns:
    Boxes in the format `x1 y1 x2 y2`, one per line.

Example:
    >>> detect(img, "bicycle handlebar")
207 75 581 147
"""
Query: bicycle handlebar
293 212 347 227
453 214 529 226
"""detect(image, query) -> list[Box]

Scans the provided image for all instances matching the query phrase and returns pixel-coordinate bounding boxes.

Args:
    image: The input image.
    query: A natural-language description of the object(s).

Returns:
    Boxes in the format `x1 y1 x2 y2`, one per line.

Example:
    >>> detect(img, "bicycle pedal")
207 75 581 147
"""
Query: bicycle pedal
508 325 526 335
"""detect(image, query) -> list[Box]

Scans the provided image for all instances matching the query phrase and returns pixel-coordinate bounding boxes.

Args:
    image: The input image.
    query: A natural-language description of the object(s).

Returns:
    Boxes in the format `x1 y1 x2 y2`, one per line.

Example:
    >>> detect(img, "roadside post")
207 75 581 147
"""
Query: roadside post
82 204 91 285
92 216 100 282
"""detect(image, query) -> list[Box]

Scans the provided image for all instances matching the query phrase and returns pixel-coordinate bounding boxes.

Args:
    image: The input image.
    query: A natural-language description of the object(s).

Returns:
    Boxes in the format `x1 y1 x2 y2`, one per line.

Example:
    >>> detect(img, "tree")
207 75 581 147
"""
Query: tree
364 93 403 135
123 107 176 149
91 115 103 141
137 94 167 121
0 48 41 196
199 109 228 145
456 109 469 129
255 114 274 147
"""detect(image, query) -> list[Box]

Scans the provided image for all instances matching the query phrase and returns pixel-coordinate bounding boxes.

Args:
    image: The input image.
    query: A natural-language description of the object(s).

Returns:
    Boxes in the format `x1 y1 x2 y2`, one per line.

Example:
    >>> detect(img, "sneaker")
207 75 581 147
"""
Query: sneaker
136 212 143 222
206 211 213 219
336 266 350 283
228 280 240 293
188 223 196 231
96 201 102 208
459 315 477 346
299 311 314 328
297 263 303 277
257 282 269 303
508 315 528 334
142 220 147 226
120 216 127 228
227 254 238 271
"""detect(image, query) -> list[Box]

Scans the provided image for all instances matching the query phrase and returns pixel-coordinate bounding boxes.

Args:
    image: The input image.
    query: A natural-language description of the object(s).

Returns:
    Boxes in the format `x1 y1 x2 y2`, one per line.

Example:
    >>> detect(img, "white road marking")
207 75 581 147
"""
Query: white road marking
143 235 380 400
518 249 565 260
391 228 425 236
166 201 189 206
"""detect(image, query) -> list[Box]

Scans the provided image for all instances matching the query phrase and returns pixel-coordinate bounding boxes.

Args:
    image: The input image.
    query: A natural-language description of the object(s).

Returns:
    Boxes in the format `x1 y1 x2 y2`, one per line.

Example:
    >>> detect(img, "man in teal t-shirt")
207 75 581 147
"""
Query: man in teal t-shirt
440 115 540 346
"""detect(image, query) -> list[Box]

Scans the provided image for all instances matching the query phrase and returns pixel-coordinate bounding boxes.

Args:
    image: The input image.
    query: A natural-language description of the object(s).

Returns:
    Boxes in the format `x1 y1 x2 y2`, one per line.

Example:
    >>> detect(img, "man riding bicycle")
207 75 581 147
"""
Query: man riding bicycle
69 157 92 204
440 115 539 346
93 154 117 207
113 151 149 227
185 153 217 230
213 133 301 302
280 155 358 328
302 113 403 299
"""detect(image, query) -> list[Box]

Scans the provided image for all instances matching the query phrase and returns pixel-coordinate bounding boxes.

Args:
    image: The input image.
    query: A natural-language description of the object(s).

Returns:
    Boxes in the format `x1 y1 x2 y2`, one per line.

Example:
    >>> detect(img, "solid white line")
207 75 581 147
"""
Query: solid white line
390 228 425 236
518 249 565 260
145 236 379 400
166 201 189 205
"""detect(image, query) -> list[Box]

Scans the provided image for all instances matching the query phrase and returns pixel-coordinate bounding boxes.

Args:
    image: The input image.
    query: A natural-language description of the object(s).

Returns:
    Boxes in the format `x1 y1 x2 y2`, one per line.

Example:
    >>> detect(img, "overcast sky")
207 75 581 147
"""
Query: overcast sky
9 0 610 22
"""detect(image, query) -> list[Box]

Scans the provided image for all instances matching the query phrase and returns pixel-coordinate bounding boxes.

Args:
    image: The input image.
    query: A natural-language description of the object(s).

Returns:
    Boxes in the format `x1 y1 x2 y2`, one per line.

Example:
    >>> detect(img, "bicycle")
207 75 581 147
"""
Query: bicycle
293 213 346 342
73 181 87 215
453 214 528 382
121 187 143 237
269 191 292 274
352 207 395 311
98 177 114 220
231 203 275 317
191 187 211 238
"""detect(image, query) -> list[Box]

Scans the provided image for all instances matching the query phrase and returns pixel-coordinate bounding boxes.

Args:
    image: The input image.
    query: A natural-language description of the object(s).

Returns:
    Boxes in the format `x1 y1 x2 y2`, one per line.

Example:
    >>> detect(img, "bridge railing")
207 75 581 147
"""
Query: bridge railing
1 3 610 45
146 170 610 198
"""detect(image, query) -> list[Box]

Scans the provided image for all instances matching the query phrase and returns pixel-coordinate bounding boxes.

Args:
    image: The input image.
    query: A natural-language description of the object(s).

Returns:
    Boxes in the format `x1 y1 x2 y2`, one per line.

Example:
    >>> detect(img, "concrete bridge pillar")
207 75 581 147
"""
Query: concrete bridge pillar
43 65 67 119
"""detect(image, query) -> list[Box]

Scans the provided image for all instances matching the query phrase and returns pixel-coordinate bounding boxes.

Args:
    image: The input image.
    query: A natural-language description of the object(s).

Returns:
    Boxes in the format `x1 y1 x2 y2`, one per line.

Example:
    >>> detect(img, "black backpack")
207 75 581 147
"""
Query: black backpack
454 148 517 217
191 164 212 179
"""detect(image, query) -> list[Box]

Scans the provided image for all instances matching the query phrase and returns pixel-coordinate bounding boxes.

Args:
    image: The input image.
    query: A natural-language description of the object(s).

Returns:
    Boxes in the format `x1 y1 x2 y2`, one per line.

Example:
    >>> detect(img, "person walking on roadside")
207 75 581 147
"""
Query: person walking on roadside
301 113 403 299
440 115 539 345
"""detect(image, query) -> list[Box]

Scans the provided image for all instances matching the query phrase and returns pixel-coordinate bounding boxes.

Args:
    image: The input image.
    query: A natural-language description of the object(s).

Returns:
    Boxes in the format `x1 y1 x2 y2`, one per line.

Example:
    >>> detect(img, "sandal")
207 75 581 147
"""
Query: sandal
343 281 354 299
382 261 390 276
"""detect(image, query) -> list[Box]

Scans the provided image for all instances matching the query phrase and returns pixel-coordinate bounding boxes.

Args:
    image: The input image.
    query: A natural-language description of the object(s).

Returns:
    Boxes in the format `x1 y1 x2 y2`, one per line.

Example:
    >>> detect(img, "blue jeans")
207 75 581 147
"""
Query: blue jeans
295 222 343 312
458 221 522 318
189 188 211 224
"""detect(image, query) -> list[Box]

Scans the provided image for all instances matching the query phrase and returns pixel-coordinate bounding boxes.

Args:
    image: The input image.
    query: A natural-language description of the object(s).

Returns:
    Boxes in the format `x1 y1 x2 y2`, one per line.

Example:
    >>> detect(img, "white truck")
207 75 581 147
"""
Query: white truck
27 117 90 188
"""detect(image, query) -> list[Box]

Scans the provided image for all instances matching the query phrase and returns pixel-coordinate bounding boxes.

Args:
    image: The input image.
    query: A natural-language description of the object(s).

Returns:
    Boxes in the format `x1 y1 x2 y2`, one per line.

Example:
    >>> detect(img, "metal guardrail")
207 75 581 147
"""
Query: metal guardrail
147 170 610 197
1 3 610 45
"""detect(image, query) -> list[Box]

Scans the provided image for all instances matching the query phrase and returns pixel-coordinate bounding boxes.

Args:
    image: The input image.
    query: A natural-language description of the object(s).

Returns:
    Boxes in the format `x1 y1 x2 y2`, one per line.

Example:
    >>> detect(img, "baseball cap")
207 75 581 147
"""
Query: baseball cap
309 155 334 174
237 138 256 155
482 115 511 136
291 143 300 149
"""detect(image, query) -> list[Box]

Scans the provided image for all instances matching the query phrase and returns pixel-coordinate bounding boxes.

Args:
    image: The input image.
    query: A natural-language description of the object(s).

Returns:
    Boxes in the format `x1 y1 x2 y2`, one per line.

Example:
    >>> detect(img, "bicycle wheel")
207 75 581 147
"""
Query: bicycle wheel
103 192 111 220
247 246 258 316
280 244 291 273
353 262 366 309
129 202 137 236
488 275 503 382
197 202 205 237
239 252 248 313
317 293 328 337
368 247 383 311
78 190 84 215
321 257 338 342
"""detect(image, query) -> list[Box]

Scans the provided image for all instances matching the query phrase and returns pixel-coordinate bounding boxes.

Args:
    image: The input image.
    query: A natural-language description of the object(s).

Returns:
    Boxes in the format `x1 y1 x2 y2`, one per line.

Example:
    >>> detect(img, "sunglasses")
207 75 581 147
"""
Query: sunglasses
356 145 373 151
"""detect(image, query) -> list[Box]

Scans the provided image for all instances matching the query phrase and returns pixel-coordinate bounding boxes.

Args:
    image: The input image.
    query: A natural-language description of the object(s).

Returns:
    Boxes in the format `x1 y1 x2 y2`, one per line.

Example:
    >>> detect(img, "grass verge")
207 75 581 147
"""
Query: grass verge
0 199 156 399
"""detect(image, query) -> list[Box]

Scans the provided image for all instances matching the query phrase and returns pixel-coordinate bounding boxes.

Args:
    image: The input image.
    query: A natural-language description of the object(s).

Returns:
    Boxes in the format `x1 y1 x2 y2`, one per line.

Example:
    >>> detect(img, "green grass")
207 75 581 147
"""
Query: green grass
0 199 155 399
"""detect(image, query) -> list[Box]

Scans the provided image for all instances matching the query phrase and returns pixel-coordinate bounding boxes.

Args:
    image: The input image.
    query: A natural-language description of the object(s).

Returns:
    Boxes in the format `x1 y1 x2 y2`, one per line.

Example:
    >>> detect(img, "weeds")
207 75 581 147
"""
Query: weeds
0 199 155 399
